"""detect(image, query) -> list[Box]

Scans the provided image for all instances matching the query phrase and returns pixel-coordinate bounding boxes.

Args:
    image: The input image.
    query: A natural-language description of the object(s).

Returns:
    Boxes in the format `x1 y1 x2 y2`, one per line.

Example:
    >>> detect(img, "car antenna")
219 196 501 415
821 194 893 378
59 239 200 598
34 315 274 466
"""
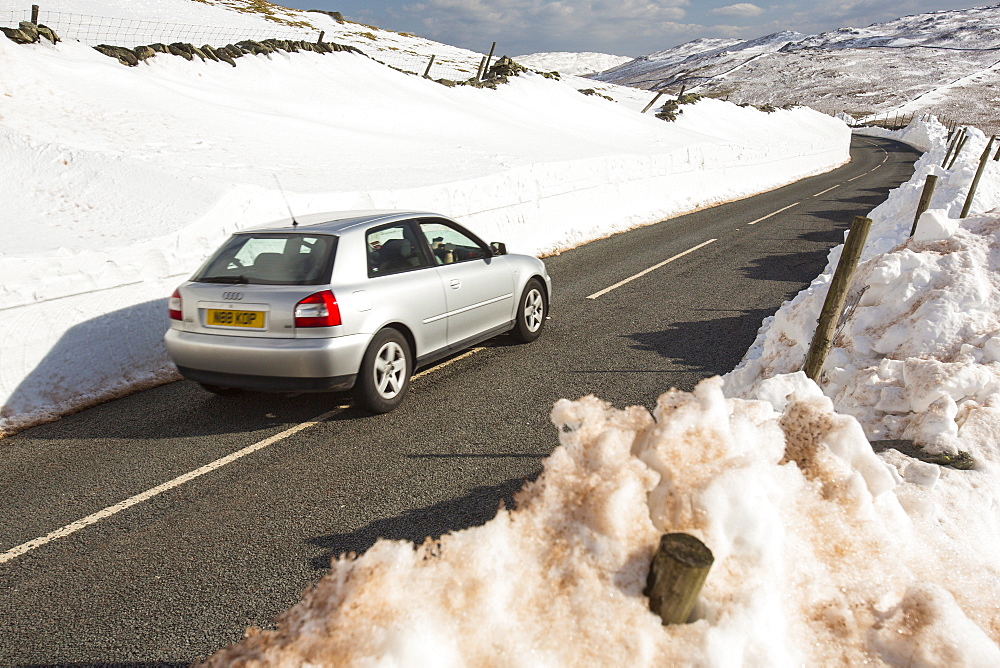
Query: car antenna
273 174 299 227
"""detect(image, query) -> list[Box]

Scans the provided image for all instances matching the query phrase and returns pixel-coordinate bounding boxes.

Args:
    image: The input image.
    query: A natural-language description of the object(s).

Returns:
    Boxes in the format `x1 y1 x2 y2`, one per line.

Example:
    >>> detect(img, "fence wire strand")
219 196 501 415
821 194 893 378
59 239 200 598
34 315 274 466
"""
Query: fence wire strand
1 8 487 80
2 9 316 47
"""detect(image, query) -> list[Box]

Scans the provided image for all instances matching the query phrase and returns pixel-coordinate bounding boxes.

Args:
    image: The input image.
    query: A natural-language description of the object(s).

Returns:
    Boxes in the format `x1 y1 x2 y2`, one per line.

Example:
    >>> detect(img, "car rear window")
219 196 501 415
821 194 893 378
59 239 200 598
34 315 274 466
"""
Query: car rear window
193 233 338 285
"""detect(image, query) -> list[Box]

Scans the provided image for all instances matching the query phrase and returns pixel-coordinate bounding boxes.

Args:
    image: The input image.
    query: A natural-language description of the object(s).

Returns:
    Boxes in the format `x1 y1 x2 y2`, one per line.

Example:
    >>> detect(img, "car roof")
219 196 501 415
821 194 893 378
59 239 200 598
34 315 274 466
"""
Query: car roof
236 210 446 235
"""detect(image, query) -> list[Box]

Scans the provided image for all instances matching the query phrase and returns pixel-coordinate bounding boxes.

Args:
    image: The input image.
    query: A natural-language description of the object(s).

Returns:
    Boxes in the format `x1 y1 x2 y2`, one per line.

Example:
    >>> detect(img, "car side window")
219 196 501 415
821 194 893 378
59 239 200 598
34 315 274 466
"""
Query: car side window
418 221 491 265
367 224 431 277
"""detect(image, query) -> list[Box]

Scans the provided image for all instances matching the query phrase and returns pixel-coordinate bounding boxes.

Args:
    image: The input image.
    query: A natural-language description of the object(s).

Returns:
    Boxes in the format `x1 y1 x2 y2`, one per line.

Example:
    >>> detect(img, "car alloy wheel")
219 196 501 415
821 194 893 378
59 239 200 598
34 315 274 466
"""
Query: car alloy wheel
523 288 544 332
355 327 412 413
512 278 547 343
374 340 406 399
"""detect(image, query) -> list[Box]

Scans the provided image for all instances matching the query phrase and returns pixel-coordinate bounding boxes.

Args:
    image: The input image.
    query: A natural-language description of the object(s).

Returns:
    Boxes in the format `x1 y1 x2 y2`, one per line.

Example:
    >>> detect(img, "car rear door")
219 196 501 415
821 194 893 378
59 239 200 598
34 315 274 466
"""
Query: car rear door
361 222 448 356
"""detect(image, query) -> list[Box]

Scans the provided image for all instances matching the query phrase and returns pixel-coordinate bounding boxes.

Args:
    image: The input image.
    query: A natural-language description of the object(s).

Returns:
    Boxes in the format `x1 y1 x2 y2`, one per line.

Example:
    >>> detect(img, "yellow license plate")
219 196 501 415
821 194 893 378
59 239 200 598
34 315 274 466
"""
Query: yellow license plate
206 309 265 328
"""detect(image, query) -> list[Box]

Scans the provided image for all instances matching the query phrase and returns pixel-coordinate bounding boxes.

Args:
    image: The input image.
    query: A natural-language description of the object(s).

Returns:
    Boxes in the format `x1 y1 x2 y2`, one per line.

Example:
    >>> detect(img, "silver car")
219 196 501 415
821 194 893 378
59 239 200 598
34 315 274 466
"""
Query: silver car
164 210 551 413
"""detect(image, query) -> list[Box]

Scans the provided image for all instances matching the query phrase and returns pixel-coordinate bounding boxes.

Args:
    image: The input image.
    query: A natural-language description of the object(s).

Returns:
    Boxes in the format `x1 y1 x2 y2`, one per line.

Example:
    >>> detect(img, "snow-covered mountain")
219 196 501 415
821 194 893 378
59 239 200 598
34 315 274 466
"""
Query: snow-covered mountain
513 51 632 76
594 4 1000 133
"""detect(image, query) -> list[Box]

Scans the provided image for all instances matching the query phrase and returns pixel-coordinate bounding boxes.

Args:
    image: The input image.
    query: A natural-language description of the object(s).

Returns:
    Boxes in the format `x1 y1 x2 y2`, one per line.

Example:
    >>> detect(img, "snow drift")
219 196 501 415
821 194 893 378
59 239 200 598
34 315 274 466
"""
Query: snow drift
206 378 1000 666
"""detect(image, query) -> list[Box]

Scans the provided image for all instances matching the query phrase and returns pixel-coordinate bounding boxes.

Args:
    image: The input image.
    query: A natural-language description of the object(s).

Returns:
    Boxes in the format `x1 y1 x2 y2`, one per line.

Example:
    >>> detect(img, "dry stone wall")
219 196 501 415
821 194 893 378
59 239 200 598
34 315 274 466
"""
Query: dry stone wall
1 20 362 67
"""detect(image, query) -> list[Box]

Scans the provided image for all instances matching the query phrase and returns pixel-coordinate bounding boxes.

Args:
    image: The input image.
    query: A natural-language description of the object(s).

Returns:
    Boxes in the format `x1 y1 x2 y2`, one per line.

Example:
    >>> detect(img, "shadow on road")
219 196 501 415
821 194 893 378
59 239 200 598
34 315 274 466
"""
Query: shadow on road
626 306 776 377
306 473 538 570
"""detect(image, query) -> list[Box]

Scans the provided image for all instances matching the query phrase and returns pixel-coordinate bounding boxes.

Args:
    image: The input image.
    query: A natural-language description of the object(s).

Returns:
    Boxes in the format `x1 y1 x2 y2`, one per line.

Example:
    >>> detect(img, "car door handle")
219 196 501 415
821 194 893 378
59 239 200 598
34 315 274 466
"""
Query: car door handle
449 279 461 289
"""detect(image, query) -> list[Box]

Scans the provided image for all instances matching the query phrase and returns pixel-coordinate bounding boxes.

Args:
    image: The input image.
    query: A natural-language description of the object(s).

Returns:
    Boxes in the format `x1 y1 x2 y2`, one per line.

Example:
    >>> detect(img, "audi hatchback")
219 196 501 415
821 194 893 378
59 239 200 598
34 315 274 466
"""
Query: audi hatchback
164 211 551 413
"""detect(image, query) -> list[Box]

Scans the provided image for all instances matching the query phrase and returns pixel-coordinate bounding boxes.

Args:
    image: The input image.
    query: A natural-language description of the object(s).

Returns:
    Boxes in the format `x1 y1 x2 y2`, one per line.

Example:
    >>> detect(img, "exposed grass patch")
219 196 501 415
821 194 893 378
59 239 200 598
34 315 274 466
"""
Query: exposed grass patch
217 0 313 29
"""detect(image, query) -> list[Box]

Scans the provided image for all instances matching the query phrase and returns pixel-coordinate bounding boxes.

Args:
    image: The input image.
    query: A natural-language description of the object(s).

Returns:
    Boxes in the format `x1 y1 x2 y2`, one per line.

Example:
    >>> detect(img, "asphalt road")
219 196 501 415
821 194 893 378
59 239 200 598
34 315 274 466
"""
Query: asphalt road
0 135 920 667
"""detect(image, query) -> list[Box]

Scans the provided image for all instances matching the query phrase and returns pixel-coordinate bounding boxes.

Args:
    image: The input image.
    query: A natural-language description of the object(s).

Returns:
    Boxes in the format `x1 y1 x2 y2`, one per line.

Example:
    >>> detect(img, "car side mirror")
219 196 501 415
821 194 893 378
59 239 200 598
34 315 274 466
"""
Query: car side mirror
490 242 507 256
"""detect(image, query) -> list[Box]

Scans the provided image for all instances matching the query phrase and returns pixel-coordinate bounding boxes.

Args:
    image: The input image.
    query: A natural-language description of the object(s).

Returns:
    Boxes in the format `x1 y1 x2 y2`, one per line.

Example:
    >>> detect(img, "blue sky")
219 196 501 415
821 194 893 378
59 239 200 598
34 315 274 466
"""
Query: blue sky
279 1 984 57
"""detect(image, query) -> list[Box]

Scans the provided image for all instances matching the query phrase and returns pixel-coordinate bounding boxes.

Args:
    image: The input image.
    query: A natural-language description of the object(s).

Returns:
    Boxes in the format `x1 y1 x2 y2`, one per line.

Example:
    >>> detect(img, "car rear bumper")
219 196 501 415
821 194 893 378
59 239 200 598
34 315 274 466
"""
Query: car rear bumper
176 366 356 392
164 329 369 391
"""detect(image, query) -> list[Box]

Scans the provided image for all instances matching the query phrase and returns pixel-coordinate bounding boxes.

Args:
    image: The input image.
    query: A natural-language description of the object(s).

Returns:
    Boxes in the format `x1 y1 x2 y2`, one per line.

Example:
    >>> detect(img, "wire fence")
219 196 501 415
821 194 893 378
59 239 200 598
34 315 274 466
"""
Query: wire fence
373 50 481 81
1 9 317 47
1 8 488 81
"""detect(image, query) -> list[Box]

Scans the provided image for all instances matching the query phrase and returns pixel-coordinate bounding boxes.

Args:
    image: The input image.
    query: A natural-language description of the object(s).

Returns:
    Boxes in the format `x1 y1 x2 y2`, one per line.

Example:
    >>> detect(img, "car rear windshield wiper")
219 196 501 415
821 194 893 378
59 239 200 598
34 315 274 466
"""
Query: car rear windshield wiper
198 275 249 284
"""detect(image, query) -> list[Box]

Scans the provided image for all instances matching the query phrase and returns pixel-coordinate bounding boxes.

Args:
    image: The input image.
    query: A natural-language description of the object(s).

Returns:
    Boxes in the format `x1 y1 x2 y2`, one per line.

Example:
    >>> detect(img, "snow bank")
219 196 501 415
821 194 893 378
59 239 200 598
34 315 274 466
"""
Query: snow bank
0 33 849 434
726 117 1000 463
205 378 1000 665
853 118 941 153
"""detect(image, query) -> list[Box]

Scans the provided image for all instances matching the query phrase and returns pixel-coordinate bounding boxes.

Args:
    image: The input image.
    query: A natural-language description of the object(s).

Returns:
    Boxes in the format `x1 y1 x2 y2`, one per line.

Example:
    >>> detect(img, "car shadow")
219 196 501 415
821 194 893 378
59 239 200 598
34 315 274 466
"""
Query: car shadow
626 306 777 376
306 473 539 570
2 299 177 435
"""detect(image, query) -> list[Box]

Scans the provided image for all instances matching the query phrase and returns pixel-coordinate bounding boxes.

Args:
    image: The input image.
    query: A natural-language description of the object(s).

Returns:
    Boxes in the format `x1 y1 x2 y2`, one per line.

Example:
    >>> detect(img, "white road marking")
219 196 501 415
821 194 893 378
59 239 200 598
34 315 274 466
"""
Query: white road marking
813 184 841 197
747 202 798 225
3 340 498 565
0 409 345 564
587 238 717 299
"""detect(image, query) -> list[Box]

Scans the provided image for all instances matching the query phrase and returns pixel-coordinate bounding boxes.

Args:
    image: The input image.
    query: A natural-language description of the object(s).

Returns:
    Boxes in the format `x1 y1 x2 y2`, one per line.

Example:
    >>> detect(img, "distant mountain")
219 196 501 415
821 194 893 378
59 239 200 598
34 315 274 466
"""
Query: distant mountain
514 52 632 76
593 4 1000 134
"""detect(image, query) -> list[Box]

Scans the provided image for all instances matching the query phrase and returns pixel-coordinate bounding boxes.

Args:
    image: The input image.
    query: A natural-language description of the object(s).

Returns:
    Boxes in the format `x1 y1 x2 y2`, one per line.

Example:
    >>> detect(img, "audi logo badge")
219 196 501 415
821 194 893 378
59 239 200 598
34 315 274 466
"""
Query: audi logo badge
222 291 244 301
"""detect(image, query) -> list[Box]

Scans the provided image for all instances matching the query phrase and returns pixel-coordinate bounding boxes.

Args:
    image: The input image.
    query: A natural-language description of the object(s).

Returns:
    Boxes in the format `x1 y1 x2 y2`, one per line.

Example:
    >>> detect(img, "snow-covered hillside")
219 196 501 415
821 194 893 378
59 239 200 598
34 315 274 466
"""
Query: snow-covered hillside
594 4 1000 134
514 51 632 76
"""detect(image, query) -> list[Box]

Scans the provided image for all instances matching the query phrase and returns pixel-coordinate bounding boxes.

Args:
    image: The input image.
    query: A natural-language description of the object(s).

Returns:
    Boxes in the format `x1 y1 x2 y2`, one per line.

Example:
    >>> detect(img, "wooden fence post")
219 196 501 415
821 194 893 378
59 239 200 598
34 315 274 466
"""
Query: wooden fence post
910 175 938 236
803 216 873 381
947 131 969 169
645 533 713 625
641 91 664 114
316 30 324 43
422 54 435 78
475 56 487 80
942 132 958 165
479 41 496 80
961 136 996 218
31 4 39 23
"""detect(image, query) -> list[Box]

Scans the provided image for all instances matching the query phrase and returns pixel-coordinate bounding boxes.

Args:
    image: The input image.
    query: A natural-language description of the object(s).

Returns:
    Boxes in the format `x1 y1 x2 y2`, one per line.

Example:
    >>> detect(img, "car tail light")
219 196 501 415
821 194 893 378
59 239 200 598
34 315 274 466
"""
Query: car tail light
169 289 183 321
295 290 341 328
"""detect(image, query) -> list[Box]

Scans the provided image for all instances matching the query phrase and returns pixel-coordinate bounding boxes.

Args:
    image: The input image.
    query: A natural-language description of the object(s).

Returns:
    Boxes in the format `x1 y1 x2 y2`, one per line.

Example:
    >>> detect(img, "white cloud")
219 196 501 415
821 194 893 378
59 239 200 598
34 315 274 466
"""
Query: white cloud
711 3 765 17
403 0 693 53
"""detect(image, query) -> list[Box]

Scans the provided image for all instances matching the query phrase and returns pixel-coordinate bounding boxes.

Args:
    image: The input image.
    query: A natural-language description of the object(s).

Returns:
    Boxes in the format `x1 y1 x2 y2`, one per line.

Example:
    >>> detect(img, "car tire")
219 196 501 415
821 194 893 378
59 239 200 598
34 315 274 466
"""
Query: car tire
354 328 412 413
512 278 547 343
198 382 244 396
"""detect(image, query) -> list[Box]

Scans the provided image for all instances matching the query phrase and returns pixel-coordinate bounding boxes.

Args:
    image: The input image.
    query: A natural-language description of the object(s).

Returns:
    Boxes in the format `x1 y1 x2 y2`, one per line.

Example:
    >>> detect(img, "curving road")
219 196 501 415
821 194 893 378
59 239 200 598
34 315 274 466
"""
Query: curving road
0 136 920 666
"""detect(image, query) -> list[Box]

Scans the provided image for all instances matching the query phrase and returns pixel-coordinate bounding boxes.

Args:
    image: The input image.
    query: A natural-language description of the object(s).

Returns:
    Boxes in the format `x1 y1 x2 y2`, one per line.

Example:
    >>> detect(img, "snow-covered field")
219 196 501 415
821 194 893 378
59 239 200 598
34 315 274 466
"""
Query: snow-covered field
206 117 1000 668
0 2 848 435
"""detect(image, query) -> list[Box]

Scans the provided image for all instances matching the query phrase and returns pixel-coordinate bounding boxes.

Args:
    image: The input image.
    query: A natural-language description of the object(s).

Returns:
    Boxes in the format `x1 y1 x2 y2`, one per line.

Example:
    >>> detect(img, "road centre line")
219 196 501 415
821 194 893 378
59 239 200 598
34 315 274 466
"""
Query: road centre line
747 202 798 225
813 184 842 197
0 410 345 565
587 238 717 300
1 342 496 566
